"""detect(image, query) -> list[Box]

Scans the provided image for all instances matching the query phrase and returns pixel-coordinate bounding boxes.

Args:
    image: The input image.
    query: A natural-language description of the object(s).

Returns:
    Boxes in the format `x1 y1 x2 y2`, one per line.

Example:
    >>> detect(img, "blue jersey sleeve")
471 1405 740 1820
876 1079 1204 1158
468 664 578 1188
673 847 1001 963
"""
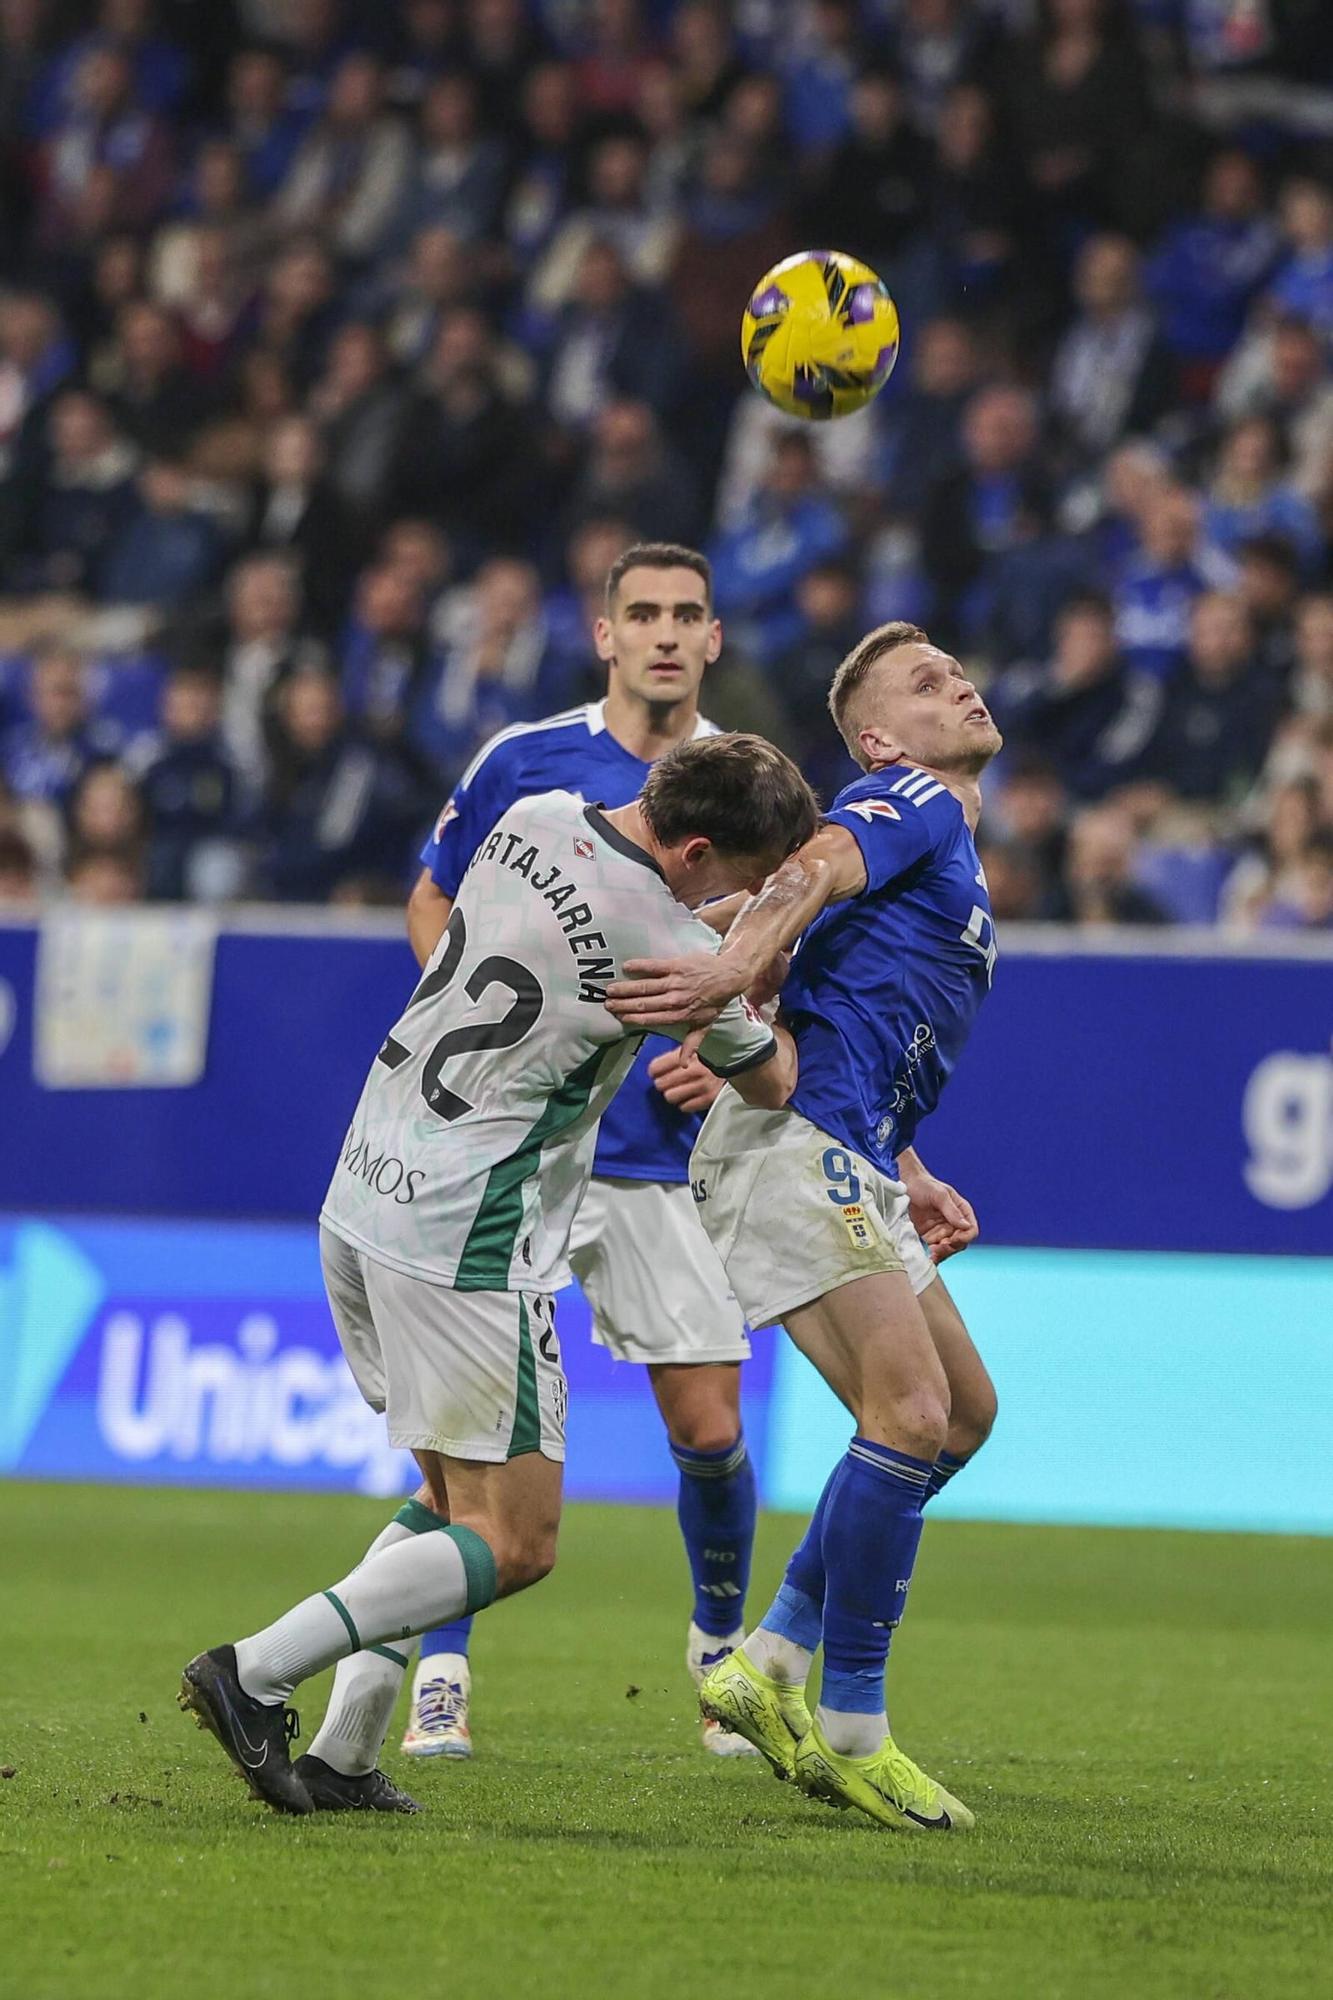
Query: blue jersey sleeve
824 772 956 895
419 738 523 898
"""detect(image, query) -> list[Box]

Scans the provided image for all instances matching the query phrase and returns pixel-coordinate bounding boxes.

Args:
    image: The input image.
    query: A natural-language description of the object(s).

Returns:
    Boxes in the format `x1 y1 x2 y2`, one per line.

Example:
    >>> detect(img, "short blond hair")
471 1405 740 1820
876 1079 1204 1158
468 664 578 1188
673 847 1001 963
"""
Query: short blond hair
827 621 928 767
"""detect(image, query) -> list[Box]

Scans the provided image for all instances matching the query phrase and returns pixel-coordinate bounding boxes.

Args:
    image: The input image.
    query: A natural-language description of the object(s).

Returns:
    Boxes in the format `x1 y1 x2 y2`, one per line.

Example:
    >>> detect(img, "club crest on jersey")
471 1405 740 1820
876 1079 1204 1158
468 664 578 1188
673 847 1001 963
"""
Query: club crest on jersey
573 836 594 859
843 800 901 824
433 798 459 842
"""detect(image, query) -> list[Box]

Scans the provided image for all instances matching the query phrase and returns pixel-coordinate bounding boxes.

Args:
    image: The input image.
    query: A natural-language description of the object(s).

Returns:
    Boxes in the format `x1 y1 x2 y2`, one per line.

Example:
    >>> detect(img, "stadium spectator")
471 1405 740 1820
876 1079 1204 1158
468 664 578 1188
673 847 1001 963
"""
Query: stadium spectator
1145 148 1280 393
529 131 676 313
1049 800 1169 926
392 305 544 556
1201 416 1322 577
275 51 413 266
1114 483 1212 682
1048 234 1177 471
802 70 922 282
0 0 1325 921
1290 593 1333 722
1222 777 1322 931
1145 592 1278 805
389 71 507 252
5 387 139 595
920 83 1020 311
241 412 359 636
223 45 307 204
411 552 567 776
1266 178 1333 350
562 396 701 548
1000 0 1154 246
133 664 243 901
64 757 147 878
32 40 174 262
1215 316 1333 508
308 320 411 518
209 552 328 795
710 430 850 657
377 223 477 370
252 668 423 902
539 235 686 430
991 592 1161 800
98 459 225 611
918 385 1048 648
106 299 210 459
0 647 122 806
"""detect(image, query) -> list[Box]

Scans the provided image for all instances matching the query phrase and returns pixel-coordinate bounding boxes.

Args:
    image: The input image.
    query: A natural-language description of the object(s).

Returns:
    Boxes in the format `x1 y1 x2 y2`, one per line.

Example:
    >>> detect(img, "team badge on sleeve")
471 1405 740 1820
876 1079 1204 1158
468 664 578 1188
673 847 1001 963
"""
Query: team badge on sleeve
434 799 459 842
843 800 901 824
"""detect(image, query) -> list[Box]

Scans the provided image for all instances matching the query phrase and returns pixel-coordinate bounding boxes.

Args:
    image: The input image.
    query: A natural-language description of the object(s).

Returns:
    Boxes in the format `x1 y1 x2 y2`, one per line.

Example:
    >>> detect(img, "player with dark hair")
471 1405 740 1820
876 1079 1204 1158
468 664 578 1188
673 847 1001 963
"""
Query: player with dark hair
395 544 791 1761
179 733 818 1815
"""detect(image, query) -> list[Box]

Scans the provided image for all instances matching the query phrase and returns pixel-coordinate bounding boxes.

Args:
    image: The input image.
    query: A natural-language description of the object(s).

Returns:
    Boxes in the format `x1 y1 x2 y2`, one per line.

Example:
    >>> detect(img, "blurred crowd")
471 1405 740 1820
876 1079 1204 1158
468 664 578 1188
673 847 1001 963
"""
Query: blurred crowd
0 0 1331 931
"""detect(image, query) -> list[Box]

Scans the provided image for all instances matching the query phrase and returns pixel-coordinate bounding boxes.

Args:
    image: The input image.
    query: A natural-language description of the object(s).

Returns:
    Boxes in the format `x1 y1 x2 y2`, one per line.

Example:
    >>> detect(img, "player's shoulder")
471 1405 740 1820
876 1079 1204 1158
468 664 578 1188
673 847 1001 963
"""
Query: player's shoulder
456 705 594 792
832 764 963 831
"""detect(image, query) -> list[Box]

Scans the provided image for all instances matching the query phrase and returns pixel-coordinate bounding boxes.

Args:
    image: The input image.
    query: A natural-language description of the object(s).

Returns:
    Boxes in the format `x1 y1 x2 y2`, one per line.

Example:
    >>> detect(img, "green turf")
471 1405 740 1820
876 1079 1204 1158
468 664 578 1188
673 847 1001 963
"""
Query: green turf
1 1483 1330 2000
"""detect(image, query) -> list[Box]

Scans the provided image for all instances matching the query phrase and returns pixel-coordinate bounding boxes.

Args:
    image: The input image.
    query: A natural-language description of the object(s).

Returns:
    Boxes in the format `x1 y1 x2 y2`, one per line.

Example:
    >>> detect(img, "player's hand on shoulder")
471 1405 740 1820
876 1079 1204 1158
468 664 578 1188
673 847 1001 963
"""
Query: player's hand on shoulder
903 1169 979 1265
648 1047 726 1115
746 948 790 1016
605 952 737 1029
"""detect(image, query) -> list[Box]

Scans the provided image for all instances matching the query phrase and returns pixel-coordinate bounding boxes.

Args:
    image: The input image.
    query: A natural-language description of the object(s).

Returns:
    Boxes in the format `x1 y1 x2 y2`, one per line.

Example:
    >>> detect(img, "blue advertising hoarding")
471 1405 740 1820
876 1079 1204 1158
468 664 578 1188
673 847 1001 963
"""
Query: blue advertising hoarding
4 1213 1331 1534
3 915 1331 1529
3 917 1331 1253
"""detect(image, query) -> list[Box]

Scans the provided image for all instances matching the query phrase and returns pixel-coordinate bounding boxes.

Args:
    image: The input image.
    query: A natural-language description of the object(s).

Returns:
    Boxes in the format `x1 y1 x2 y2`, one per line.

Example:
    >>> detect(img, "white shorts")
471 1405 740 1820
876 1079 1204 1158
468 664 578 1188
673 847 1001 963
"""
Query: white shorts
320 1223 567 1463
568 1177 751 1366
689 1098 936 1330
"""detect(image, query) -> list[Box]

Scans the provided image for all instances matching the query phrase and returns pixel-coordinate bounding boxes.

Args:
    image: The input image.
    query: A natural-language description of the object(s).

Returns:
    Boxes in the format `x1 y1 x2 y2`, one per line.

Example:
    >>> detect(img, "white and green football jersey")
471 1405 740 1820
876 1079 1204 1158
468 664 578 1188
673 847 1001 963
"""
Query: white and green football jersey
321 790 777 1292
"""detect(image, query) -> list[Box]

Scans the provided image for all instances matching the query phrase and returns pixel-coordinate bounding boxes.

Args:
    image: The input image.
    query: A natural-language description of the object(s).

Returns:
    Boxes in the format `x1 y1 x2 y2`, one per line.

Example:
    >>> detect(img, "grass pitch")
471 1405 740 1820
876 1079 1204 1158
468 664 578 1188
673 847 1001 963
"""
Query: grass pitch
1 1484 1329 2000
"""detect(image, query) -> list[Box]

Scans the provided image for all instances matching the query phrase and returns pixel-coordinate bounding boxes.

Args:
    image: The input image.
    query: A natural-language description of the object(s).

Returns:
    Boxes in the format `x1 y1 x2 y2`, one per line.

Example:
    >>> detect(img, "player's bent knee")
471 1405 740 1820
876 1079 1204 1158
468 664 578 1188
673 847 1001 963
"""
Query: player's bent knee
884 1390 950 1463
494 1537 558 1596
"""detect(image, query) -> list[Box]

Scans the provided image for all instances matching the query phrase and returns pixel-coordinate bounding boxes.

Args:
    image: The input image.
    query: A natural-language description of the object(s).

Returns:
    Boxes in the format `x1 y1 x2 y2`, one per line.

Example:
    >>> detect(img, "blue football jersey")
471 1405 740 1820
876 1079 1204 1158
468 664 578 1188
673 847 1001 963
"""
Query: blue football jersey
420 699 717 1184
782 765 996 1178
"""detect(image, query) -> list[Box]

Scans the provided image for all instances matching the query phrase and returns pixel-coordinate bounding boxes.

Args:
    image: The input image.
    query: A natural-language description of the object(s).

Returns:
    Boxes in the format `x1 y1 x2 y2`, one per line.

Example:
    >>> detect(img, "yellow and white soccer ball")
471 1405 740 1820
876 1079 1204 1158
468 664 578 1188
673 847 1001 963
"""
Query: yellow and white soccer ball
740 250 900 421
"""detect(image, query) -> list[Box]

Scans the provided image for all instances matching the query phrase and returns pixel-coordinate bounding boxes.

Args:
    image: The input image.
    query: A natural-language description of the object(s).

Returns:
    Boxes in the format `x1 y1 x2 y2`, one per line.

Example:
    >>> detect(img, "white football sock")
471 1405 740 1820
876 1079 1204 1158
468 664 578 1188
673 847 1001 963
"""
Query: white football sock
744 1626 814 1686
308 1637 420 1778
816 1703 888 1757
235 1530 473 1703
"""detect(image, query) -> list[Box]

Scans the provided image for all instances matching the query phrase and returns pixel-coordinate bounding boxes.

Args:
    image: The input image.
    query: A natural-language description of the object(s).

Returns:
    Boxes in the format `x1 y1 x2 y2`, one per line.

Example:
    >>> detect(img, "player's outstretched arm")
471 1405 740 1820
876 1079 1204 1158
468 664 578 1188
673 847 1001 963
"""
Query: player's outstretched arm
406 869 453 969
604 824 868 1032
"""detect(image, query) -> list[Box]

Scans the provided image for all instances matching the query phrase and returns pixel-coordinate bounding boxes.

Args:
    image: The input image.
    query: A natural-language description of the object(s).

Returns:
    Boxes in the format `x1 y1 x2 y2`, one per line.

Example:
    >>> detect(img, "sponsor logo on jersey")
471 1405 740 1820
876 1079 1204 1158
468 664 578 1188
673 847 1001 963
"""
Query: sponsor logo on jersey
843 799 901 824
573 836 594 859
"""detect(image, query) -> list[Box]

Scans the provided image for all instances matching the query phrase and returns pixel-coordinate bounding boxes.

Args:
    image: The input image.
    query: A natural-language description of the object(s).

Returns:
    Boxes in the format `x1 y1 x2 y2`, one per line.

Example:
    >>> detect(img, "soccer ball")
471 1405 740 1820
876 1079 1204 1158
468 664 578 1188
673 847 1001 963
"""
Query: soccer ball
741 250 900 421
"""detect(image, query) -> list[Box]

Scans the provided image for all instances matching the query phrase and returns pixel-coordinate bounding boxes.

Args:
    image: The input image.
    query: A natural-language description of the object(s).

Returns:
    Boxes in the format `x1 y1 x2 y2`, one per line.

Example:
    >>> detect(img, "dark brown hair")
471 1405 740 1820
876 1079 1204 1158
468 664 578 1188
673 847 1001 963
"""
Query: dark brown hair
605 542 712 609
827 620 928 763
640 733 818 859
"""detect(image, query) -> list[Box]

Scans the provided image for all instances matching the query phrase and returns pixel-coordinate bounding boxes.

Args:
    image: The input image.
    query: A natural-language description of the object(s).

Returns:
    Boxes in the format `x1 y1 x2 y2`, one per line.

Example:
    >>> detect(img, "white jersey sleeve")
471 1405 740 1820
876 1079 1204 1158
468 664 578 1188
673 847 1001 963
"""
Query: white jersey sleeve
320 792 773 1292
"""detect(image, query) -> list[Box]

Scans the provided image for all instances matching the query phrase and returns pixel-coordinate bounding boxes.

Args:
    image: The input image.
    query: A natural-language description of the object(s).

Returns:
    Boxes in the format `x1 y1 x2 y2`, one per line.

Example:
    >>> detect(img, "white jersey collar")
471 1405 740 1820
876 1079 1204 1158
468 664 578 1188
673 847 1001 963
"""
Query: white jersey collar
586 699 716 740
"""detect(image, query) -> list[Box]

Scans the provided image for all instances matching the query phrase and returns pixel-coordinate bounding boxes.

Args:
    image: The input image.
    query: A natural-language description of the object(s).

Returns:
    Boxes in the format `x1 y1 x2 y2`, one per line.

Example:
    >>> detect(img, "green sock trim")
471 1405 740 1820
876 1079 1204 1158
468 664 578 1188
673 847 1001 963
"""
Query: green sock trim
444 1524 498 1614
394 1498 445 1535
369 1643 409 1669
323 1589 361 1654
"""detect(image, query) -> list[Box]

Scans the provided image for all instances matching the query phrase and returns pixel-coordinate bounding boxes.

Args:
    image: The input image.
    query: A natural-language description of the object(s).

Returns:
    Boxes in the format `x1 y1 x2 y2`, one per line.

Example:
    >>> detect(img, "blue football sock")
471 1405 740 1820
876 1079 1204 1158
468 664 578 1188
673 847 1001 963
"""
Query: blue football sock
923 1449 971 1504
819 1436 932 1724
421 1617 473 1660
672 1433 756 1639
759 1458 846 1653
